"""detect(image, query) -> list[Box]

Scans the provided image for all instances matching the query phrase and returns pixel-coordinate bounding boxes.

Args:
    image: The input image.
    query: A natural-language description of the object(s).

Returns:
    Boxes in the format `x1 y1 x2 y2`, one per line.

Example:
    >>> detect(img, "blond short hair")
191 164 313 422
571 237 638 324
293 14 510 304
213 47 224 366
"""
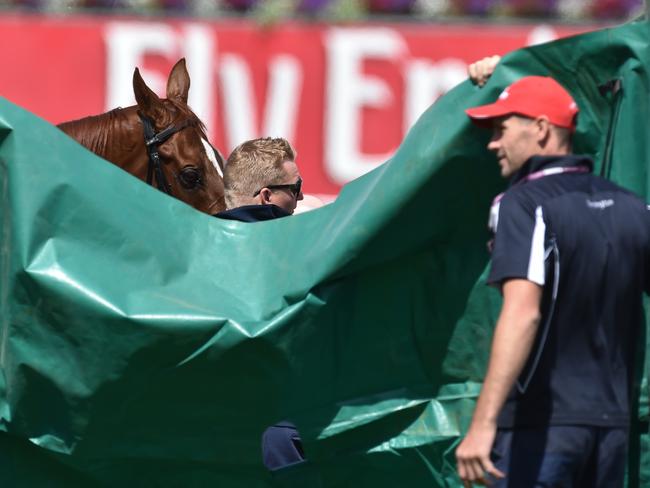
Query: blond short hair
224 137 296 209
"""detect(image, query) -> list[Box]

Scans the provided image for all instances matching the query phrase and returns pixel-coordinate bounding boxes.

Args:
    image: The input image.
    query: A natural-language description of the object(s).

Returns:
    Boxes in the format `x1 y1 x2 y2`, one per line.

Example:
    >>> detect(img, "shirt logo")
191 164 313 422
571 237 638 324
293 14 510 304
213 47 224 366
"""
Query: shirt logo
586 198 614 209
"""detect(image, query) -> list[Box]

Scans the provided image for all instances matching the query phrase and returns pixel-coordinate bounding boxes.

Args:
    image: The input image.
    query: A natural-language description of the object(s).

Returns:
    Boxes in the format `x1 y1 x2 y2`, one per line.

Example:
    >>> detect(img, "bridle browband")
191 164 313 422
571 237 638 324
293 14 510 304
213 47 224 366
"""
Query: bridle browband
138 112 192 196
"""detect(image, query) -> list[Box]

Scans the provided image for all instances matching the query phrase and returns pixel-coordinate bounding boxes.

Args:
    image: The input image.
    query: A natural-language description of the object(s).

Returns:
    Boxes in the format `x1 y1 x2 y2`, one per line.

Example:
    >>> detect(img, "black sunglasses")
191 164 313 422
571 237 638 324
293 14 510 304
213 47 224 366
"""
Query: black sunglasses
253 177 302 198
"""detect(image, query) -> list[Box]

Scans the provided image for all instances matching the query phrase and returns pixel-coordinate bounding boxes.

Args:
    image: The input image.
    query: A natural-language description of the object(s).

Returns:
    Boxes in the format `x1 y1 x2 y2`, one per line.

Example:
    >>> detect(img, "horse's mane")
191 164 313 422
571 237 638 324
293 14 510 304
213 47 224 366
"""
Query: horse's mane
58 108 130 155
58 101 209 155
59 107 126 128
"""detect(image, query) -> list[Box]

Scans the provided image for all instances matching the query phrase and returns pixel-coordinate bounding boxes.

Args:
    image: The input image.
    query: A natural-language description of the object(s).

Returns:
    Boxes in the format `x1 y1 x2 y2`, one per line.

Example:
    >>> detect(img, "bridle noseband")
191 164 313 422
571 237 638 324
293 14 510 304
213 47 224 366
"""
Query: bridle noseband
138 112 191 196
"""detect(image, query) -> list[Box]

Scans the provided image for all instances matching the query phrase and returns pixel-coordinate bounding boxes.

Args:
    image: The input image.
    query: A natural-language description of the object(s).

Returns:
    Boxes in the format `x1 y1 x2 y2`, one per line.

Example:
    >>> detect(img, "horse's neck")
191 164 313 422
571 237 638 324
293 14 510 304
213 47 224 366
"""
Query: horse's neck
58 107 141 164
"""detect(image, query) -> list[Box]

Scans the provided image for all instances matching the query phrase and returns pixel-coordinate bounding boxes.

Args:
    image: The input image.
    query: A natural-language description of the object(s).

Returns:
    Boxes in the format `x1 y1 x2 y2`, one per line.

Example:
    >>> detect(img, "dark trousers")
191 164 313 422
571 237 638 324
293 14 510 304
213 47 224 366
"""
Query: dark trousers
261 421 305 471
490 426 628 487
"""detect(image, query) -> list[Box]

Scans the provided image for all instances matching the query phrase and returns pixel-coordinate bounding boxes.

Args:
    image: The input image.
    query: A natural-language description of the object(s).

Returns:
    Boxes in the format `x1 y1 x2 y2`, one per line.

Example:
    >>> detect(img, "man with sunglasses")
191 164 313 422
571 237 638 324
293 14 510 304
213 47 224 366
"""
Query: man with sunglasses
215 137 304 222
214 136 307 471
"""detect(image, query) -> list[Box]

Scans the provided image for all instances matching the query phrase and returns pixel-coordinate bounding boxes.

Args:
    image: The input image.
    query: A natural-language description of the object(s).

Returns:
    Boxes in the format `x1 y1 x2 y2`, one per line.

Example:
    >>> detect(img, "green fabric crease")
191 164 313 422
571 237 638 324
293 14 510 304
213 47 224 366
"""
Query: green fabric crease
1 18 649 486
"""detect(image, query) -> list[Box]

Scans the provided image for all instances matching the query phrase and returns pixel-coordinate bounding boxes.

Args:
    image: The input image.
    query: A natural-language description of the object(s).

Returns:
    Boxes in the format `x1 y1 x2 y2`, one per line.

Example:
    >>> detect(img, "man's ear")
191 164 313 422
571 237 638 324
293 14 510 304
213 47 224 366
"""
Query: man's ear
259 188 273 205
535 116 551 145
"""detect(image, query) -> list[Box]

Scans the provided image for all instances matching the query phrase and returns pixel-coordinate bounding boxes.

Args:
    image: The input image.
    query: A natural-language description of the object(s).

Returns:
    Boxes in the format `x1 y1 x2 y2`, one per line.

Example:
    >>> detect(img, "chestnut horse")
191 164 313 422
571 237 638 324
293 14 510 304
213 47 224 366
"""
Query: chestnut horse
58 59 226 214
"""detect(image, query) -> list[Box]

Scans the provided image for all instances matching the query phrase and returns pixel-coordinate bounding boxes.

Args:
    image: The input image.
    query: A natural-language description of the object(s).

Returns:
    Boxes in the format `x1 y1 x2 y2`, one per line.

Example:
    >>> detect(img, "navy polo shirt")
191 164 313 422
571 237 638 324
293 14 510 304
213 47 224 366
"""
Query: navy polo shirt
213 202 305 469
488 154 650 428
214 204 290 222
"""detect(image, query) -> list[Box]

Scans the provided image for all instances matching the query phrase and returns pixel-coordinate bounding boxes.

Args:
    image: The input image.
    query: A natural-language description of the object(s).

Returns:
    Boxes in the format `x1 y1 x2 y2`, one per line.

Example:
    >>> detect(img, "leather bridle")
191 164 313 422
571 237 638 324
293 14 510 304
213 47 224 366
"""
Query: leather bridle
138 112 192 196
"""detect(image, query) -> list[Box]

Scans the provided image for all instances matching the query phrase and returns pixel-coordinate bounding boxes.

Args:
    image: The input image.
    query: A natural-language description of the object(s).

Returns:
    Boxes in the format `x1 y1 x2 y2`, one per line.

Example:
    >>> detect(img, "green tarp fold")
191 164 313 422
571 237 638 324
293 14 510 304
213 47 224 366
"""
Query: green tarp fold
1 18 649 486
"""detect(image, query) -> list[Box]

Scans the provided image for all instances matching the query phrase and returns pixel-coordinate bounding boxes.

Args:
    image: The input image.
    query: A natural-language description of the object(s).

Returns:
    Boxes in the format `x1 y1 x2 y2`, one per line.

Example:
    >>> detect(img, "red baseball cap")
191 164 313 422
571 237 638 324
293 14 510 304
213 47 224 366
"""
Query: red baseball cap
465 76 579 130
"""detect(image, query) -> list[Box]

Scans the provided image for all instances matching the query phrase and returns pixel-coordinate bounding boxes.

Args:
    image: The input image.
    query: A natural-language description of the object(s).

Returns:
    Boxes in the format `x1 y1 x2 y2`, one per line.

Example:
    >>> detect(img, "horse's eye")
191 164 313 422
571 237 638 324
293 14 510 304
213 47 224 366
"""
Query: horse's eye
178 167 202 189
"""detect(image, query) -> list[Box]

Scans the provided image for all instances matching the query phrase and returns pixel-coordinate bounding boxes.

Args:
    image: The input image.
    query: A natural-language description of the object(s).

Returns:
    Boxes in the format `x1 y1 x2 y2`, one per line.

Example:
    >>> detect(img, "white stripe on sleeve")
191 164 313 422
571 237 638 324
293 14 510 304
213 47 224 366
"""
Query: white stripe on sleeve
527 206 546 285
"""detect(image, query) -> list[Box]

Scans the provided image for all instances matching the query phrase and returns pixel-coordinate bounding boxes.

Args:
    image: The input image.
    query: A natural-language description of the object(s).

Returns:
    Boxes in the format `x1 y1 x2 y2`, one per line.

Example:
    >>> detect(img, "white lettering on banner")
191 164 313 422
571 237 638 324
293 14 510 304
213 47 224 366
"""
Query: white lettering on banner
105 23 177 109
404 58 467 133
264 55 302 145
526 25 558 46
104 22 215 127
325 28 408 185
181 25 215 131
219 54 302 151
219 54 255 149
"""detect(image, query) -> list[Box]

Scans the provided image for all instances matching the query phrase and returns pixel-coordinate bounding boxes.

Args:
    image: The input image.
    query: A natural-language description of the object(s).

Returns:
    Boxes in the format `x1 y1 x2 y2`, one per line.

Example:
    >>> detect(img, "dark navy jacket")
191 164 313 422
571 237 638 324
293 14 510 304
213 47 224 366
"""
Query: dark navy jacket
214 204 290 222
213 203 304 470
489 154 650 428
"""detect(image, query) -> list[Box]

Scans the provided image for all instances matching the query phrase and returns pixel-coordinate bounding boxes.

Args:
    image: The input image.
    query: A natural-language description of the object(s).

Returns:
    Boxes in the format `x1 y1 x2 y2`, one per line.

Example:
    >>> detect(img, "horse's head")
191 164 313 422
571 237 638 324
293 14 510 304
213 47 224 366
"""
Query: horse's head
132 59 225 214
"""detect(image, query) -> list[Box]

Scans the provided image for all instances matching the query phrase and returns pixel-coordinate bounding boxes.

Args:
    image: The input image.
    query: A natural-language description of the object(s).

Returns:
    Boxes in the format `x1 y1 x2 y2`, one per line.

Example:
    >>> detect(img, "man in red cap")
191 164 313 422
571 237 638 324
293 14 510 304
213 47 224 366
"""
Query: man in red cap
455 76 650 487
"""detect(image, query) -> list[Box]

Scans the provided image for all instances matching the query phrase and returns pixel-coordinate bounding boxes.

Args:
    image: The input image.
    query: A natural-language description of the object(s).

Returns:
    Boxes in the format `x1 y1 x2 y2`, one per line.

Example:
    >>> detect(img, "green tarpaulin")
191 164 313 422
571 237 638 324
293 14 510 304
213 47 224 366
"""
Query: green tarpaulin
1 18 649 486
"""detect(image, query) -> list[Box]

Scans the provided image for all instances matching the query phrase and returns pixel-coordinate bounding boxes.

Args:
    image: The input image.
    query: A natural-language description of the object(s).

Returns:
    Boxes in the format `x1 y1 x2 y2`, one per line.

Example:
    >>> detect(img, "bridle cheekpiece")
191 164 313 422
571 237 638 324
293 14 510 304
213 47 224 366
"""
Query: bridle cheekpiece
138 112 191 196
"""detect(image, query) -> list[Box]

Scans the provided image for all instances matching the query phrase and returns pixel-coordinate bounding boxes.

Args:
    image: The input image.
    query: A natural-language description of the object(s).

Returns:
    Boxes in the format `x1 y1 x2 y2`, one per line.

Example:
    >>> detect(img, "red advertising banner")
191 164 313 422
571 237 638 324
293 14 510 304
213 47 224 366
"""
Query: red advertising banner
0 15 605 197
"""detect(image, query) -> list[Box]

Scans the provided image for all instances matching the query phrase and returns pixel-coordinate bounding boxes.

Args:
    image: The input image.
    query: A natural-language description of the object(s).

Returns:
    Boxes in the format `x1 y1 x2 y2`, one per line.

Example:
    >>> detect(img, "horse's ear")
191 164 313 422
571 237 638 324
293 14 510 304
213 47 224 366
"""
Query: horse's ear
133 67 162 114
166 58 190 105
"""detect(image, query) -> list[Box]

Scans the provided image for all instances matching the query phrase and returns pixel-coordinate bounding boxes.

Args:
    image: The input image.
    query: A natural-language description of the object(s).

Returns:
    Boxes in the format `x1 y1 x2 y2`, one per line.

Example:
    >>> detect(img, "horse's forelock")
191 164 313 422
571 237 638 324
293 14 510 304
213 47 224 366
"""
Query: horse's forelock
164 99 208 140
